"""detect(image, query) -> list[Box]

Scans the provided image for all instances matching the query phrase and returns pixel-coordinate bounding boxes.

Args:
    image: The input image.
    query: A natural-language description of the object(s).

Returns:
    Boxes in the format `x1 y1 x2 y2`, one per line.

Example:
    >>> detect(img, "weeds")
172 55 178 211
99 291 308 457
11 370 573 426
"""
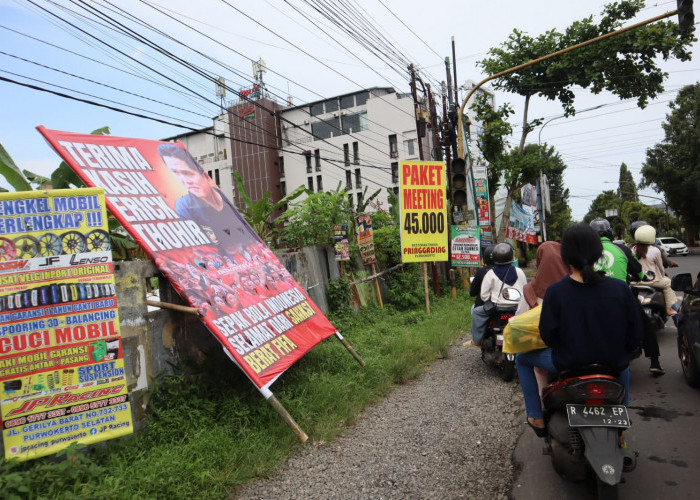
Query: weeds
1 293 472 499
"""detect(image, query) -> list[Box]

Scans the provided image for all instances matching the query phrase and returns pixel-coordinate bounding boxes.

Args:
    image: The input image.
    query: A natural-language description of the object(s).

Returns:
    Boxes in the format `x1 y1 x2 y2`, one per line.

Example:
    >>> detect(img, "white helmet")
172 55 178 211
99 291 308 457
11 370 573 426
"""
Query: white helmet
634 225 656 245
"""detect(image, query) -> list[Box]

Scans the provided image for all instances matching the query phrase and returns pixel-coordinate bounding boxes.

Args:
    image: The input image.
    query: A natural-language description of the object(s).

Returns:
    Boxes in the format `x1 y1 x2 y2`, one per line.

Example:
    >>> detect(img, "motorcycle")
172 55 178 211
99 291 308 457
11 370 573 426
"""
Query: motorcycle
480 287 520 382
630 271 669 332
542 365 636 499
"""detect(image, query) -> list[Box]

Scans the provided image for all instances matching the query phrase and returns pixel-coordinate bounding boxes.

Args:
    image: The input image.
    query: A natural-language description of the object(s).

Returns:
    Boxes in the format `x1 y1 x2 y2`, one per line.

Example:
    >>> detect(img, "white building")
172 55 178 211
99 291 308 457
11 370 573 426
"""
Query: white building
278 87 428 211
161 114 235 203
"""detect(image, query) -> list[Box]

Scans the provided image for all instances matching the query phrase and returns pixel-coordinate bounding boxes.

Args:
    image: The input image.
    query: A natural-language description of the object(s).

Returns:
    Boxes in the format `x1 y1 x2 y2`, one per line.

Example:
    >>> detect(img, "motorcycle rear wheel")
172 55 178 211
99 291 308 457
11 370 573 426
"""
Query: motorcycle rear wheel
596 477 618 500
501 359 515 382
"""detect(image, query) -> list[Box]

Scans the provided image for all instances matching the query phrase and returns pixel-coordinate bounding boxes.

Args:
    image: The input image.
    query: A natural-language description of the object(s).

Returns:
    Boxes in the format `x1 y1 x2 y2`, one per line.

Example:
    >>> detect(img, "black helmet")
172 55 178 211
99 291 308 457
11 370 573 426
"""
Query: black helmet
590 217 613 240
629 220 648 239
483 245 496 266
492 243 515 265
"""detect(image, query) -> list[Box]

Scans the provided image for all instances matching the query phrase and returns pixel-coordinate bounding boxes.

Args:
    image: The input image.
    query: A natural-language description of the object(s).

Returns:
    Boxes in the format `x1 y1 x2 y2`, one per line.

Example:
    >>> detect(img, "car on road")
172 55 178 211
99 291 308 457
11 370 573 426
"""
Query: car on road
671 272 700 388
656 236 689 256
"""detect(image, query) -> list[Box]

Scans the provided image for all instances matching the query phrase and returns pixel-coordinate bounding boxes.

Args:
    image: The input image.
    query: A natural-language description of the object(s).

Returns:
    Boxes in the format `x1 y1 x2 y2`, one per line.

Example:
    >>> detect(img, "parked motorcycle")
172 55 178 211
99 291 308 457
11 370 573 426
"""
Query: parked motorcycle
542 365 636 499
480 287 520 382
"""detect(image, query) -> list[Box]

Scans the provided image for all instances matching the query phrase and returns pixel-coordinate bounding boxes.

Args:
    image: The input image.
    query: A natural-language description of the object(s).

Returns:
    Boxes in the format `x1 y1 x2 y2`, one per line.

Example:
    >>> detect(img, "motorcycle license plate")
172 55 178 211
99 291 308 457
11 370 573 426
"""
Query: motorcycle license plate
496 334 504 345
566 404 630 428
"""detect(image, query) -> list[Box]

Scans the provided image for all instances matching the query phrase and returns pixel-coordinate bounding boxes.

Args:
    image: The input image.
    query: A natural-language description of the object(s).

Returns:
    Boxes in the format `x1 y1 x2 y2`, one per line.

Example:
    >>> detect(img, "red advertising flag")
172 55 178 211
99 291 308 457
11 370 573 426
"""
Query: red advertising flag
37 128 338 390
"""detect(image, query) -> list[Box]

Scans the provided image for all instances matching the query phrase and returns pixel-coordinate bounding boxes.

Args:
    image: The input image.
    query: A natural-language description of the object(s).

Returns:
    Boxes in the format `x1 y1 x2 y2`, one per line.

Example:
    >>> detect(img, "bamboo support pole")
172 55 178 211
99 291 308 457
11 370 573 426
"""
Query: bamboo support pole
335 332 366 366
371 263 384 308
266 394 308 442
146 299 199 316
423 262 430 315
450 269 457 299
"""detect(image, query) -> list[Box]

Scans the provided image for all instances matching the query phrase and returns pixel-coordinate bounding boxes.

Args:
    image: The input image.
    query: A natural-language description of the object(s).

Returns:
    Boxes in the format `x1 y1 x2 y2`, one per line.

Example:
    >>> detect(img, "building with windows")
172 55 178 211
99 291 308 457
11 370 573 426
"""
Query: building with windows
278 87 427 211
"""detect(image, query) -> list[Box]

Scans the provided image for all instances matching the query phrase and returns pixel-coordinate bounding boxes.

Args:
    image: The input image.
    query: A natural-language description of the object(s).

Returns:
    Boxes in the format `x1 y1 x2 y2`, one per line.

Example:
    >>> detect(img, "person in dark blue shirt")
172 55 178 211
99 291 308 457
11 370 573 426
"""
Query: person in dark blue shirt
540 224 643 405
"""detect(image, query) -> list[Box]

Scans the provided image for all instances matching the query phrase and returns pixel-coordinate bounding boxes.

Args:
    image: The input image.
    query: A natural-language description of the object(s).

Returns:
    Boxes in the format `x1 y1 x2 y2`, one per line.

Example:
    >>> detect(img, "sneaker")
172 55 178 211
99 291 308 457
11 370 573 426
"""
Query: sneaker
649 361 665 376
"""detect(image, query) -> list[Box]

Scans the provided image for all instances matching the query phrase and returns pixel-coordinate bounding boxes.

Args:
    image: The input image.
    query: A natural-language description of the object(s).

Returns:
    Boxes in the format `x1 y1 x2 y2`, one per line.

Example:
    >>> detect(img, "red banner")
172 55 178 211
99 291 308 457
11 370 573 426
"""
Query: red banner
37 128 338 390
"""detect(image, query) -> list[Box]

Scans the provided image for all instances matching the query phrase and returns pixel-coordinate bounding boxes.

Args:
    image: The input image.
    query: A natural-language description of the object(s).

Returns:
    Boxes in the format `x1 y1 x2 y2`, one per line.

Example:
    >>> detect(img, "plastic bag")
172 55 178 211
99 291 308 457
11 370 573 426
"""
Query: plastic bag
502 304 548 354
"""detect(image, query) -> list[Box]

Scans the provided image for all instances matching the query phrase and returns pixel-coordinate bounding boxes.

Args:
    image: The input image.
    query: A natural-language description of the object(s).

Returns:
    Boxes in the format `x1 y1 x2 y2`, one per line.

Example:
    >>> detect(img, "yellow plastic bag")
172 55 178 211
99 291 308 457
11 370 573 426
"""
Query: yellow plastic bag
502 305 548 354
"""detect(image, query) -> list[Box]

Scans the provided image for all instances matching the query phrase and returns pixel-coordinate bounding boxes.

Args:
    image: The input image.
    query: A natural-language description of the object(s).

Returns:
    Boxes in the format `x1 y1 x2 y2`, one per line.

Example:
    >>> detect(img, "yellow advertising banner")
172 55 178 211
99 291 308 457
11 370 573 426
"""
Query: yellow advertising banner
399 161 448 263
0 188 133 461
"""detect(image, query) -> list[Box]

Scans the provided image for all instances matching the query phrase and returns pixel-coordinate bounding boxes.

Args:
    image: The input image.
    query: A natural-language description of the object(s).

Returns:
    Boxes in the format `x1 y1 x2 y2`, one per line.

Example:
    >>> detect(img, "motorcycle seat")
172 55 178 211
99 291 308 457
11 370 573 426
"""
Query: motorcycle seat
559 364 620 379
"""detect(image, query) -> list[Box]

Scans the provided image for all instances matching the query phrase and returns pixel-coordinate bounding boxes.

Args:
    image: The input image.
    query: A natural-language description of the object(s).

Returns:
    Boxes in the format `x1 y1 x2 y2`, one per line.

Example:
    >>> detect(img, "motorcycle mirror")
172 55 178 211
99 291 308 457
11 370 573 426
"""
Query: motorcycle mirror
671 273 693 292
645 270 656 281
502 287 522 301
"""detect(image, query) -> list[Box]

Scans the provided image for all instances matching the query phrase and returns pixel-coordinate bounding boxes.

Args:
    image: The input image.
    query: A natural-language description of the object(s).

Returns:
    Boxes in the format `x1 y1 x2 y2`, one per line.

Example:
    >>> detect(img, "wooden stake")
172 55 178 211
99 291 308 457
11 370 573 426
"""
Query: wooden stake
449 269 456 299
371 263 383 308
423 262 430 315
266 393 308 442
335 332 366 366
146 300 199 316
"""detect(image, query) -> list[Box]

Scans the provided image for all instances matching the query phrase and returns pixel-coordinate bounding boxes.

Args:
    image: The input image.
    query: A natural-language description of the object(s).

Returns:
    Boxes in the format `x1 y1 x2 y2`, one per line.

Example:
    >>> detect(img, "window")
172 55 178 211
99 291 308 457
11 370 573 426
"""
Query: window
340 94 354 109
278 157 285 177
311 117 340 140
355 168 361 189
405 139 415 156
391 162 398 184
355 91 369 106
342 113 359 134
307 177 314 191
280 181 286 197
310 102 324 116
348 193 354 207
305 152 312 173
389 134 398 158
357 191 363 207
316 175 323 192
346 170 352 190
344 143 350 166
207 169 220 186
325 98 338 113
314 149 321 172
393 186 399 195
353 142 359 164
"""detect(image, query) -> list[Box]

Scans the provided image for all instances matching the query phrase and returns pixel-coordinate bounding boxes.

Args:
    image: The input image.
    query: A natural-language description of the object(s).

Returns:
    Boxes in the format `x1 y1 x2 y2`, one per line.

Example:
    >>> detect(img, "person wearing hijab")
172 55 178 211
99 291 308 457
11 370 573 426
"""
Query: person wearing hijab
513 241 569 437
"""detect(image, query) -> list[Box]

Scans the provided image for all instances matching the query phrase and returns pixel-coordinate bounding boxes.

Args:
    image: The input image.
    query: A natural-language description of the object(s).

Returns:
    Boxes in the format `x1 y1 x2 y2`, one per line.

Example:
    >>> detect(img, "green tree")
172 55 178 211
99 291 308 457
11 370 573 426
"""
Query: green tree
541 146 572 240
641 83 700 243
477 0 693 240
0 142 32 192
233 170 306 247
617 163 638 202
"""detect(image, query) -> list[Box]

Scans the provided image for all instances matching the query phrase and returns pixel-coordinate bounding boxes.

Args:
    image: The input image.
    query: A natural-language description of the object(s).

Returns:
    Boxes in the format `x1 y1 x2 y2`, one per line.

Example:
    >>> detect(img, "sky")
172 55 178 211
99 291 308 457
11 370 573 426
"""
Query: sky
1 0 698 221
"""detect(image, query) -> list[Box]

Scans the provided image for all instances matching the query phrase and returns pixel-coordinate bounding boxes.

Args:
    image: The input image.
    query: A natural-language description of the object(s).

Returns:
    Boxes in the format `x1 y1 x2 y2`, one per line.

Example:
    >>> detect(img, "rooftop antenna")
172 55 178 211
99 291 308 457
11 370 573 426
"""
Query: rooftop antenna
252 58 267 98
215 76 226 112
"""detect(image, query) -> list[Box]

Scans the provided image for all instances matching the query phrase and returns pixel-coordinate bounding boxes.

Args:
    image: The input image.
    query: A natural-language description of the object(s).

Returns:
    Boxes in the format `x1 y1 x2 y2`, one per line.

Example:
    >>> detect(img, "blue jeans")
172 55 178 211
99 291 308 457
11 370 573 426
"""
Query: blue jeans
516 348 557 420
470 305 490 345
517 349 632 420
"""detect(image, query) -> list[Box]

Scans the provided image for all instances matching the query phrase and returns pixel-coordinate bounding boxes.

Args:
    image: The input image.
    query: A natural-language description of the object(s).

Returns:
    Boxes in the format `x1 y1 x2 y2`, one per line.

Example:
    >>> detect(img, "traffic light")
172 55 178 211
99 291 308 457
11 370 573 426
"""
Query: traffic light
451 157 467 209
678 0 694 36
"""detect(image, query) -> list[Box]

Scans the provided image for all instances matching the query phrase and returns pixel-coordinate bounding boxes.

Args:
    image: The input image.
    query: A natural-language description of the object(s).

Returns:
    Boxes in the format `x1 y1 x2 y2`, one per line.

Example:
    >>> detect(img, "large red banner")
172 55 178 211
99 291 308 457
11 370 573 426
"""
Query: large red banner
37 128 338 390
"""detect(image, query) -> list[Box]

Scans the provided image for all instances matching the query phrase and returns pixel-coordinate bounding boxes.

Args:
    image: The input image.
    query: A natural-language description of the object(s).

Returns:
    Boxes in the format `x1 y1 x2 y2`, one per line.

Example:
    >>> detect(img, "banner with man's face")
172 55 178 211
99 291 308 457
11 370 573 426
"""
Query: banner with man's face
37 128 338 390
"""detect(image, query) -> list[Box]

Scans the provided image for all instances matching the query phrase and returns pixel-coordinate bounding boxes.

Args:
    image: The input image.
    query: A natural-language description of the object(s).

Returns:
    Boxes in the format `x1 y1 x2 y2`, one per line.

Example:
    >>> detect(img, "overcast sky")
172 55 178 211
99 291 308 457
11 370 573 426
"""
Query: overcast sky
1 0 698 220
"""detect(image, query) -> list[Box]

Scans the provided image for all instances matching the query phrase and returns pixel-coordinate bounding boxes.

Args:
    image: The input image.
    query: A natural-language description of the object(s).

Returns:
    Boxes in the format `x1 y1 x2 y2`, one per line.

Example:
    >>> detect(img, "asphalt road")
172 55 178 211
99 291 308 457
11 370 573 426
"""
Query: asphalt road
511 253 700 499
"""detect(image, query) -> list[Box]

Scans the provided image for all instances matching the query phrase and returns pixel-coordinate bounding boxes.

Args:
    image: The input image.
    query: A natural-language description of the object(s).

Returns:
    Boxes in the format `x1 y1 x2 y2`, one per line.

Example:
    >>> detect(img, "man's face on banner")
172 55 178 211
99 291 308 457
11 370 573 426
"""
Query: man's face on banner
164 155 213 199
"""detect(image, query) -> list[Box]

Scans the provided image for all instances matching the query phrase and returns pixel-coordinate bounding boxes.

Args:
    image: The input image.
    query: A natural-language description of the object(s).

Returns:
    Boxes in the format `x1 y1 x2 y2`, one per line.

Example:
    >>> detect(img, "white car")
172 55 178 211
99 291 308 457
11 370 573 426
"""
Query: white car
655 237 689 256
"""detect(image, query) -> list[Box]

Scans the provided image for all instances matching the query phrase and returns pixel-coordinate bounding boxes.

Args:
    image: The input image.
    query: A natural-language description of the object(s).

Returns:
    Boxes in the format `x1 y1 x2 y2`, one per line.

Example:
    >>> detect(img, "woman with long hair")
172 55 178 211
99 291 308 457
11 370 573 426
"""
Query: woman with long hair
630 224 677 316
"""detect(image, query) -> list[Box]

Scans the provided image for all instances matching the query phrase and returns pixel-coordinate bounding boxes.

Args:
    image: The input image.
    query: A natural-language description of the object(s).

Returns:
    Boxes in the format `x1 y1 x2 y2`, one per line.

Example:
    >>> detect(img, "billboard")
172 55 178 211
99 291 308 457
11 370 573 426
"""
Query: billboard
471 165 491 226
356 213 376 266
37 128 338 391
0 188 133 461
399 161 448 263
506 200 538 245
450 226 480 267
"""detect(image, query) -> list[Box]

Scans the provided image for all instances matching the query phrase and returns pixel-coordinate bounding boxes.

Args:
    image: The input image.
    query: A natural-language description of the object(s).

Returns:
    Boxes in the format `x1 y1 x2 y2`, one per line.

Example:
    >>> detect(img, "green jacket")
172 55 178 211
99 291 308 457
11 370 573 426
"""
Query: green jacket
594 237 644 283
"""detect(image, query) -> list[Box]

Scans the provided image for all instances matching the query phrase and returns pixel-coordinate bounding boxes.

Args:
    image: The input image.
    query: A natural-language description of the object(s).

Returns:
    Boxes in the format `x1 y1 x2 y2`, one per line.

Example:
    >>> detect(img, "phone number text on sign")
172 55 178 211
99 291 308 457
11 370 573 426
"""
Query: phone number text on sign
399 161 448 263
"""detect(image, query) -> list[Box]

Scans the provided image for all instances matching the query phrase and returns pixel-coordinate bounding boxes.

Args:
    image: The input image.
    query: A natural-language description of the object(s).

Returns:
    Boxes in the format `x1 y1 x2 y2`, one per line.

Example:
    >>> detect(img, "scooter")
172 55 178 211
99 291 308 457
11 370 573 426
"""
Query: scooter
542 365 636 499
480 287 519 382
630 283 667 332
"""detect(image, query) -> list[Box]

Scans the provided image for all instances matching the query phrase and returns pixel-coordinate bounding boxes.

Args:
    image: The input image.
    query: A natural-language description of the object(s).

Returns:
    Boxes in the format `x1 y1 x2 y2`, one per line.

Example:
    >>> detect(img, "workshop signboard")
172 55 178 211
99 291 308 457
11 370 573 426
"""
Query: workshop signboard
0 188 133 461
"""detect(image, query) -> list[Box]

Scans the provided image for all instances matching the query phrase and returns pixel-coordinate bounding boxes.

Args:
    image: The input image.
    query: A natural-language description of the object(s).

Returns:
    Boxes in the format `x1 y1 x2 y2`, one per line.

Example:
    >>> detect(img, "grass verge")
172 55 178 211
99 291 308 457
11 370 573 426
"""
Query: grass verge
0 292 472 499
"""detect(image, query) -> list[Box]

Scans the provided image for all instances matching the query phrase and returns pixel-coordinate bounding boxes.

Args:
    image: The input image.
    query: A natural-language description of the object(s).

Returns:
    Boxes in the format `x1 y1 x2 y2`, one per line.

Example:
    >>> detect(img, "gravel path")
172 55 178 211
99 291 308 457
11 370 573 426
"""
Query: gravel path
232 336 525 499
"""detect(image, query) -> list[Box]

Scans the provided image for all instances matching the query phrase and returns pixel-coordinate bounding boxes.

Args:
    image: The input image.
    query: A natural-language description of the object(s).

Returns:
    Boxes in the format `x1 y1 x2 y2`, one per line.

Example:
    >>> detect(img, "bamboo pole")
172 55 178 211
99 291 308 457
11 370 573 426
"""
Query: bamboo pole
146 300 199 316
450 269 456 299
423 262 430 315
266 394 308 442
371 263 384 308
335 332 365 366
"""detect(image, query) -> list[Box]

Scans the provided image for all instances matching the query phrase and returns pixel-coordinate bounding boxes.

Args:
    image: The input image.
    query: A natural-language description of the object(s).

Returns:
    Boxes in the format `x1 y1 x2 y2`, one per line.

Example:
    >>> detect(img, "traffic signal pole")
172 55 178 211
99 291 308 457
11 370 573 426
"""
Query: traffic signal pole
456 9 680 161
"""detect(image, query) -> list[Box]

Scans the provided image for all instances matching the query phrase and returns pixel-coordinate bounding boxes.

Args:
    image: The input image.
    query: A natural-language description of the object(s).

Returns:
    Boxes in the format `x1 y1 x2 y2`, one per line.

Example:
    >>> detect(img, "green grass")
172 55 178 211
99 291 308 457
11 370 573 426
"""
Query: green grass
0 292 472 499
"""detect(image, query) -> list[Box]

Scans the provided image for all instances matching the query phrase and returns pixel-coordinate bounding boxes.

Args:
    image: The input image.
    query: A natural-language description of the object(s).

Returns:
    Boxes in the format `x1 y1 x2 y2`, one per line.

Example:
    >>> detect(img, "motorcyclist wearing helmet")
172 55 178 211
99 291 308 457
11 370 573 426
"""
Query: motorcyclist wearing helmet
469 243 527 346
590 218 644 283
630 225 677 317
630 220 678 269
469 245 496 307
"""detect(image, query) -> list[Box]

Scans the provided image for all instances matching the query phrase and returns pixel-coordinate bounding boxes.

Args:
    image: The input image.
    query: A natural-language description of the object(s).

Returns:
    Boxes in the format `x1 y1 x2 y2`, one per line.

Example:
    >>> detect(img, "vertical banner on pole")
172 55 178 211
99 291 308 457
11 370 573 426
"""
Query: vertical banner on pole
0 188 133 461
471 165 491 227
333 224 350 262
356 214 376 266
399 161 448 263
450 225 481 268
